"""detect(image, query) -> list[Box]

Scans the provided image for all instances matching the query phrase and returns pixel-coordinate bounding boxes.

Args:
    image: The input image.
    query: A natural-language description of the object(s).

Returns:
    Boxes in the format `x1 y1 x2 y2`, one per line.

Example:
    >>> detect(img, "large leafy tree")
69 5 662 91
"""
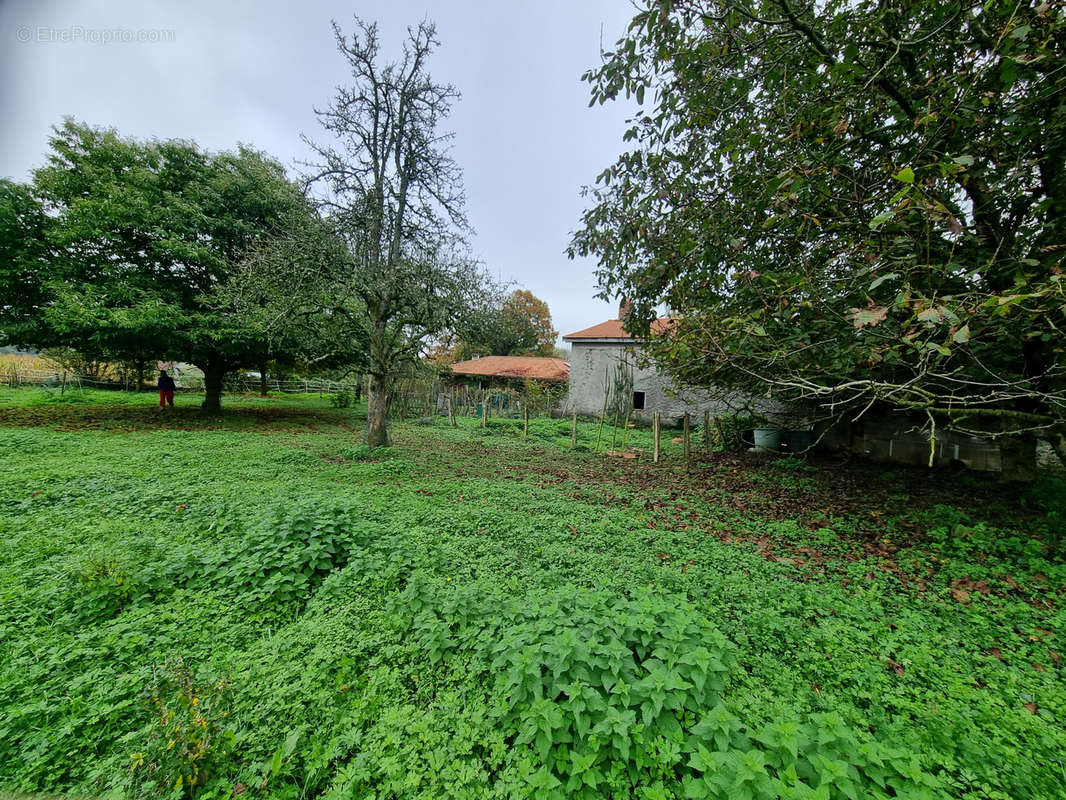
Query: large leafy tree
304 18 480 447
219 204 371 380
572 1 1066 457
2 120 313 411
503 290 558 356
456 289 559 359
0 179 52 347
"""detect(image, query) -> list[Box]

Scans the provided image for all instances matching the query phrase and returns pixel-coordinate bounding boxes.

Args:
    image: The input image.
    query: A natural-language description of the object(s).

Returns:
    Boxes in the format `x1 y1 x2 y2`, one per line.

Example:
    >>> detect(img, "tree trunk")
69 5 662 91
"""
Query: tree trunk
201 361 226 414
1000 434 1037 482
367 373 390 448
1048 432 1066 473
259 363 268 397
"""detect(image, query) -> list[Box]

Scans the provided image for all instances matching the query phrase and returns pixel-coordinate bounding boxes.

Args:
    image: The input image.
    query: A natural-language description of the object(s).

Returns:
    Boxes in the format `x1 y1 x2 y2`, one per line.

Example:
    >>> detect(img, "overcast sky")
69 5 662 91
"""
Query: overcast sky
0 0 640 345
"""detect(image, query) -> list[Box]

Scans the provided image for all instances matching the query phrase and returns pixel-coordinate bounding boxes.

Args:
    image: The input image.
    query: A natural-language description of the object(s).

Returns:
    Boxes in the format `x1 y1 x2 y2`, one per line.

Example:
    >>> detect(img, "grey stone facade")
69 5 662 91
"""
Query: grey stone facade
564 339 735 425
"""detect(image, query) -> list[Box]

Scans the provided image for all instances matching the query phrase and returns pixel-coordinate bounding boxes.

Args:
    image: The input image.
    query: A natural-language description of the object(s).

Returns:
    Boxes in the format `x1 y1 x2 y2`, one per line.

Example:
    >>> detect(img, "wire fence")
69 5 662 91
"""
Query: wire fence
221 375 360 395
3 367 97 391
3 366 573 425
2 366 358 396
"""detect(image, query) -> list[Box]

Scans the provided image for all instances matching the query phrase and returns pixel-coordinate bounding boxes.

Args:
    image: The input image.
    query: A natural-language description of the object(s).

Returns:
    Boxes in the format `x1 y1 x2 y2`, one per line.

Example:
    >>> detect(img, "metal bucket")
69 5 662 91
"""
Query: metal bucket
753 428 781 453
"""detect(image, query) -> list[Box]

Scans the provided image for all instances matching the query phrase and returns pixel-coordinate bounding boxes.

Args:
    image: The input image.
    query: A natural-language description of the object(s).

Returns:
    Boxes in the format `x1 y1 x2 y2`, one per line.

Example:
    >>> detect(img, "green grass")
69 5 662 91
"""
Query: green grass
0 388 1063 799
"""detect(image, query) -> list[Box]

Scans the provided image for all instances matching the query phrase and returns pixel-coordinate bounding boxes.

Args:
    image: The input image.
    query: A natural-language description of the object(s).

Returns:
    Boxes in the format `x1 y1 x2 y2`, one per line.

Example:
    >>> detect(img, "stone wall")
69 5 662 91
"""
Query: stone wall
819 414 1064 479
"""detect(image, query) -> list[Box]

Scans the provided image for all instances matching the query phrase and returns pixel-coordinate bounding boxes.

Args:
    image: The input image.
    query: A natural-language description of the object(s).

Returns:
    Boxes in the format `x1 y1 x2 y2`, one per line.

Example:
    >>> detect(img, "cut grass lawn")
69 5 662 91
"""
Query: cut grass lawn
0 388 1063 799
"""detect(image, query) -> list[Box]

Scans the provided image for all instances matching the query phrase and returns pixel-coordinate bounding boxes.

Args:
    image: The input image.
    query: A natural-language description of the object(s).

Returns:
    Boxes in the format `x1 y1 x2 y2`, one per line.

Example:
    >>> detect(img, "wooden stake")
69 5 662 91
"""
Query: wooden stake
653 411 661 463
571 409 577 448
449 392 456 427
683 413 691 465
523 405 529 438
595 386 609 453
481 392 487 428
704 410 711 452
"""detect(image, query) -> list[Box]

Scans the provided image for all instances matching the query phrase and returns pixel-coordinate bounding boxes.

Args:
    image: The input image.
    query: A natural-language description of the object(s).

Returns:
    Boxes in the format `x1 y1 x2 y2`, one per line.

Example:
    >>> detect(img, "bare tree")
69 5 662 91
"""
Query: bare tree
304 18 472 447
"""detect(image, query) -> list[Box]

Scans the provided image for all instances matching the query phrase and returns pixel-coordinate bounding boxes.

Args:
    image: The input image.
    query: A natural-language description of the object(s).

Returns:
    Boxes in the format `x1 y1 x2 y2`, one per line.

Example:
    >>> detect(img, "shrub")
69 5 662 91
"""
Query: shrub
127 658 234 798
73 554 142 620
394 582 947 799
328 389 353 409
218 499 361 607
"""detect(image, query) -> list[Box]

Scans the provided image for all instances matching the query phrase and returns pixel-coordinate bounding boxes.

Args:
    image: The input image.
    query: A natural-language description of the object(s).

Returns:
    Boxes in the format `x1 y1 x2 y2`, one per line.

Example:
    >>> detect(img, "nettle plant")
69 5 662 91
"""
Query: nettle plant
397 581 947 800
72 553 143 621
217 500 361 607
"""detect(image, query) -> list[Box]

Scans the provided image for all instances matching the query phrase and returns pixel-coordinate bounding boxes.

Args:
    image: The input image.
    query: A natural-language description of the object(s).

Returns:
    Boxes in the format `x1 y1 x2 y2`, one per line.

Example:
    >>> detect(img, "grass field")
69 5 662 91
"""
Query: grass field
0 388 1064 799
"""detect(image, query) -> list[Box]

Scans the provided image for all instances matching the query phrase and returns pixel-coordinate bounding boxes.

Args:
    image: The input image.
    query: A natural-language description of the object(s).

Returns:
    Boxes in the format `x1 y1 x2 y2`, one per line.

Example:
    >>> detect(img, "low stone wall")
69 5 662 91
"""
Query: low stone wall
820 414 1061 479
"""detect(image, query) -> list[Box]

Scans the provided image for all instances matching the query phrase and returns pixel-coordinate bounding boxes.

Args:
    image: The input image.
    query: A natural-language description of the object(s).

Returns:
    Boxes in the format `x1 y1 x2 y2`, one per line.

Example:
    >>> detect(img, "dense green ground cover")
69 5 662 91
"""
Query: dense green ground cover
0 388 1063 799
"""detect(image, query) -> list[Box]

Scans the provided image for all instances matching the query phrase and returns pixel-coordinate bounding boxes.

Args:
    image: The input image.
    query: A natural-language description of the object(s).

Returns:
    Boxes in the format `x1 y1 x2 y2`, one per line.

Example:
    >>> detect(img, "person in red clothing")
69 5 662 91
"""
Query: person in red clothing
157 370 176 407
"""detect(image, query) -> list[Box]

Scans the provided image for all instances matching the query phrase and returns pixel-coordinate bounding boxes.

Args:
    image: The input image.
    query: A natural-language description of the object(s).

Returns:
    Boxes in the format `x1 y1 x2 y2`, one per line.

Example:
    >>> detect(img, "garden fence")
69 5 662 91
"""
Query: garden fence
3 366 359 396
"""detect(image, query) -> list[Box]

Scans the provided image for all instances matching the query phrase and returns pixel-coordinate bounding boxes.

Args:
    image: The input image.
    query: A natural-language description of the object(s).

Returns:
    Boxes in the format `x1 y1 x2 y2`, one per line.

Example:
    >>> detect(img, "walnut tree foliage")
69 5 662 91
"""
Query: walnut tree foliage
571 0 1066 455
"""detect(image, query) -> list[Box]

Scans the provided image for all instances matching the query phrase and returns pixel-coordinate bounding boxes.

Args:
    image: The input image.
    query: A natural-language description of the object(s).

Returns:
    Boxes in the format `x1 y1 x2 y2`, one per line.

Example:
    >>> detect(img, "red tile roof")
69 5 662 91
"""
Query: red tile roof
447 355 570 382
562 318 673 341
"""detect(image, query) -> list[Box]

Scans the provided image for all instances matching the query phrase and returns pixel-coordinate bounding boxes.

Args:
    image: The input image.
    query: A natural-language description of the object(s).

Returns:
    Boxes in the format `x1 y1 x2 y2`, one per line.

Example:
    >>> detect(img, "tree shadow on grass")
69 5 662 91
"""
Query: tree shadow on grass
0 401 364 434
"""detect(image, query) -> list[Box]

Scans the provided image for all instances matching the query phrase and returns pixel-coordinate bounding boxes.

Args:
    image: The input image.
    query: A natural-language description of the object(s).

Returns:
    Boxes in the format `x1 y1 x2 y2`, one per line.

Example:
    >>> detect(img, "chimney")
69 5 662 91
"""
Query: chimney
618 297 633 320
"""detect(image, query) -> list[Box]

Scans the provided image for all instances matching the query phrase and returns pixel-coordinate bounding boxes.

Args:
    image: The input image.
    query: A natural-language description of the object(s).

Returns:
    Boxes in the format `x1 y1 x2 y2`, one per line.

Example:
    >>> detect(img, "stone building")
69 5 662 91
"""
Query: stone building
562 307 736 424
563 305 1060 476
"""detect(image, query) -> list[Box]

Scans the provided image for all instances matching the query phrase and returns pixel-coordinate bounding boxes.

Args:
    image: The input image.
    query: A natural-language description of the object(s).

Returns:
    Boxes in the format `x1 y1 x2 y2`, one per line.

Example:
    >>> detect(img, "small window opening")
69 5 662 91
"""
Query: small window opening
632 390 646 410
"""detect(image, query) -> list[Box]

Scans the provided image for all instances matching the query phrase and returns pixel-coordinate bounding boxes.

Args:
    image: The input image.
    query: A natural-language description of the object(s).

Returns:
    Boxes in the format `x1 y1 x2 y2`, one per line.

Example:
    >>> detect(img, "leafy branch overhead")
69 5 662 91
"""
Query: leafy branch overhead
571 0 1066 449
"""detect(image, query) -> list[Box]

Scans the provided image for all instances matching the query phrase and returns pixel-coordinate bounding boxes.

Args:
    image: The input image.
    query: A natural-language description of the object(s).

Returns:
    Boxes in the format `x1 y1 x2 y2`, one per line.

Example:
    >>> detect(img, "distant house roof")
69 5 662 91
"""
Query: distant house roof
447 355 570 383
562 318 673 342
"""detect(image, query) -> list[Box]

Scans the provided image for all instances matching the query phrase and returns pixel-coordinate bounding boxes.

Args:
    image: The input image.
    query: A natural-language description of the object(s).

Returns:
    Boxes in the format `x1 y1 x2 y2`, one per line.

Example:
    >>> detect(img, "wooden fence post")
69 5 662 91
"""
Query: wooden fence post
714 416 727 450
449 392 457 427
704 410 712 452
481 392 487 428
683 413 691 465
523 405 529 438
653 411 661 463
595 387 609 453
571 410 577 448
